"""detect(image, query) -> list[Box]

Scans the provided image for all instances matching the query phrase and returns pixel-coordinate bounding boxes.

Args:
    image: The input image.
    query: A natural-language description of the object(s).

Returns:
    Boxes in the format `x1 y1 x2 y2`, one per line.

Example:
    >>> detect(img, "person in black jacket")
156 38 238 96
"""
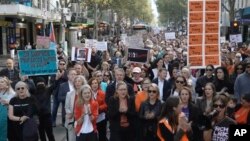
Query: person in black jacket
195 64 214 97
33 77 55 141
107 81 136 141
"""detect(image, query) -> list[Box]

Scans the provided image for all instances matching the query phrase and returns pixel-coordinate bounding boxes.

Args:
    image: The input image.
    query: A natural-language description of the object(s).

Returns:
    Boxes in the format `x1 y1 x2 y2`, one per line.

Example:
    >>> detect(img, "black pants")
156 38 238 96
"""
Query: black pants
76 131 98 141
97 119 108 141
38 114 55 141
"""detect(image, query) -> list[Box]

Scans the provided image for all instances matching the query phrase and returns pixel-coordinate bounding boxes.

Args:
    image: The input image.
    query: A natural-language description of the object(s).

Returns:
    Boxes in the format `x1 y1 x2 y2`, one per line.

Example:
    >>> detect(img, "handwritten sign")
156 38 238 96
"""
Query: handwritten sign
165 32 176 40
189 1 203 11
189 24 203 34
229 34 242 43
96 41 107 51
36 36 50 49
127 48 149 63
18 50 57 76
188 0 221 68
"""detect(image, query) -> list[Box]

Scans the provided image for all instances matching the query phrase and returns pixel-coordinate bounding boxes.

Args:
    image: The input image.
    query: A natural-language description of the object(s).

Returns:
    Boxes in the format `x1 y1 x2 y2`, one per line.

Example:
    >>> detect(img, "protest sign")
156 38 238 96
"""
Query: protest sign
126 35 144 48
85 39 97 48
96 41 107 51
165 32 176 40
18 49 57 76
71 47 92 62
188 0 221 68
229 34 242 43
36 36 50 49
127 48 149 63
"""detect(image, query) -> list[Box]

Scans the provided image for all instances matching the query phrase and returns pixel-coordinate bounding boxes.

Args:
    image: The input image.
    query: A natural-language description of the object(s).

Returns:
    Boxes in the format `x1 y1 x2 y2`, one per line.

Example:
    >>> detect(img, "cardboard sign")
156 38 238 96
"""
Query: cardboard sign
229 34 242 43
189 1 203 11
165 32 176 40
188 0 221 68
127 35 144 48
127 48 149 63
36 36 50 49
71 47 91 62
18 50 57 76
96 41 107 51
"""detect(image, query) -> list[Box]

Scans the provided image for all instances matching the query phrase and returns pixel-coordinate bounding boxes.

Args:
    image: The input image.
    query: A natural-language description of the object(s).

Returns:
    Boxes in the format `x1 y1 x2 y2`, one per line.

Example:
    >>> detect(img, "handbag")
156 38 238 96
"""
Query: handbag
22 118 39 141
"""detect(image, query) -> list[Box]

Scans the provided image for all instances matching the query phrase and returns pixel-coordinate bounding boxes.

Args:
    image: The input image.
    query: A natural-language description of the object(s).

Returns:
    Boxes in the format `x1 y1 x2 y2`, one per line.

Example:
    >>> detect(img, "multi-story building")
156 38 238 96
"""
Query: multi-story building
0 0 61 55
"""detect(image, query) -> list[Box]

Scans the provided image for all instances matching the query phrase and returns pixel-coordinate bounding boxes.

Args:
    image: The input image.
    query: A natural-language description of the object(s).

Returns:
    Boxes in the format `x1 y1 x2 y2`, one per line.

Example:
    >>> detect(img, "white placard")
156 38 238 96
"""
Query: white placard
220 36 226 43
165 32 176 40
229 34 242 43
96 41 107 51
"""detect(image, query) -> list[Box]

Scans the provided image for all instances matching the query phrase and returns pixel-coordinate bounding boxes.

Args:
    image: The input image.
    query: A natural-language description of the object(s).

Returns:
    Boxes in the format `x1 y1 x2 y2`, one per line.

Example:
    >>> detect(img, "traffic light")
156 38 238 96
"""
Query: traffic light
230 21 240 34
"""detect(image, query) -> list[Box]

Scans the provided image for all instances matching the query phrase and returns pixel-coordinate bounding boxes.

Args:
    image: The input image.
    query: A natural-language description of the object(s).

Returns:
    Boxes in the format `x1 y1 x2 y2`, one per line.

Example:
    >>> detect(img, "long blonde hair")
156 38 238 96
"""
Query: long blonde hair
76 84 92 105
0 77 15 95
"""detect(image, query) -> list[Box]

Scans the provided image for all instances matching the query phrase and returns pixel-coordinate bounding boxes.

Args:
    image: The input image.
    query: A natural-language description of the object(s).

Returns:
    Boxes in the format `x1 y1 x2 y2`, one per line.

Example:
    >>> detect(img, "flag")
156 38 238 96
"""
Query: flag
49 22 57 50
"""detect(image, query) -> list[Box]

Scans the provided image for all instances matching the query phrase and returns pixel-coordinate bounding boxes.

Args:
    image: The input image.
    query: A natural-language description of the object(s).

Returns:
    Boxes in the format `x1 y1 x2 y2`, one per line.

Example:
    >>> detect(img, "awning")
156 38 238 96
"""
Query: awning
242 7 250 18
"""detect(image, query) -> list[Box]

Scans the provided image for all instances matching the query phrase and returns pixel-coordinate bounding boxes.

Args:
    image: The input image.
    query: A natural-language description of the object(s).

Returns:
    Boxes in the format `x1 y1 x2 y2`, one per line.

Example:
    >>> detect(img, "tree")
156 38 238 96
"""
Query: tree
221 0 236 22
156 0 187 26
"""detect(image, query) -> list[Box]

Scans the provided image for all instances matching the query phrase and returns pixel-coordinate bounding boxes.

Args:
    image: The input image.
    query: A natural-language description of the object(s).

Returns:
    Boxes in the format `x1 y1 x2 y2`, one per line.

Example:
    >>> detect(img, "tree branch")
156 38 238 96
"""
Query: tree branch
221 3 229 12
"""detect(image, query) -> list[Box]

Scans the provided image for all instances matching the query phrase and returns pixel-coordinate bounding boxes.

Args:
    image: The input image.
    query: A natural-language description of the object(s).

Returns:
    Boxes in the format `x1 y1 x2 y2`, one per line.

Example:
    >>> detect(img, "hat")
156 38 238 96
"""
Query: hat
235 53 241 57
36 77 46 84
132 67 141 73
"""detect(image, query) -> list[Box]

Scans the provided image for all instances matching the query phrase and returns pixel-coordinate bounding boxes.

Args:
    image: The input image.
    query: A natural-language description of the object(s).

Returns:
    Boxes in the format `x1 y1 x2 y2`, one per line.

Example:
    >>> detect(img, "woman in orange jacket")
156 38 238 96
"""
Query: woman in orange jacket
74 84 99 141
89 77 108 141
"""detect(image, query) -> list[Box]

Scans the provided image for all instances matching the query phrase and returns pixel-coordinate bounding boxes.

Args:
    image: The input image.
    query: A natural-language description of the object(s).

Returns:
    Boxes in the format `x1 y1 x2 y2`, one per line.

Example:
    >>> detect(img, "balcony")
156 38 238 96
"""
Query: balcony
0 1 61 22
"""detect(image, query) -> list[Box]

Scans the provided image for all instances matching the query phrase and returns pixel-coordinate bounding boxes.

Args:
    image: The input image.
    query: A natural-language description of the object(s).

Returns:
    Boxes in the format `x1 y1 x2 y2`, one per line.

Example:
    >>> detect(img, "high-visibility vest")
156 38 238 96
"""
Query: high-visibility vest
157 118 189 141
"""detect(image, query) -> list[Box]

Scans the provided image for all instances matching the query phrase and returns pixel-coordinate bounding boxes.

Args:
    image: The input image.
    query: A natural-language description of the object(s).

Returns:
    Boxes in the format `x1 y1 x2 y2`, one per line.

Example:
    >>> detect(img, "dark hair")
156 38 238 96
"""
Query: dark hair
213 94 229 109
159 96 180 131
206 64 214 70
88 77 100 87
214 66 230 81
242 93 250 103
175 75 187 86
180 87 192 103
233 63 245 74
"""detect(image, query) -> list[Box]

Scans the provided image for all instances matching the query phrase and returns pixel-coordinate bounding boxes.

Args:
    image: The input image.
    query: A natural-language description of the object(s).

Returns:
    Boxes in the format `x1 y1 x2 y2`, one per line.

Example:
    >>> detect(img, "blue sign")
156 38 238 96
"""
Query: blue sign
18 49 58 76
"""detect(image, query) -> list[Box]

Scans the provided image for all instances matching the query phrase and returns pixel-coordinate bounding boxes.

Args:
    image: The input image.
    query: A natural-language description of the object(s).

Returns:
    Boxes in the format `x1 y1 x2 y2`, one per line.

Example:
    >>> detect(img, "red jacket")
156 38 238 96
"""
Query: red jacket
95 89 107 113
74 99 99 134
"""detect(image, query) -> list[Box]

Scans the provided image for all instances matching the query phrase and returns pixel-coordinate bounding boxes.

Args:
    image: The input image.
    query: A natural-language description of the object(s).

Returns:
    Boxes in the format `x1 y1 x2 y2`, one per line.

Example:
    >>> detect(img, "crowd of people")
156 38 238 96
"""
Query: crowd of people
0 30 250 141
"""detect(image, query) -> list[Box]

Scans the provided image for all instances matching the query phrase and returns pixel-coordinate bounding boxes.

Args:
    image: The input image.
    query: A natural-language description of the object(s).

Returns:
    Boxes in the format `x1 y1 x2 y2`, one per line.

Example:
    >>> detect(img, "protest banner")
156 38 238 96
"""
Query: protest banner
36 36 50 49
127 48 149 63
18 49 57 76
188 0 221 68
165 32 176 40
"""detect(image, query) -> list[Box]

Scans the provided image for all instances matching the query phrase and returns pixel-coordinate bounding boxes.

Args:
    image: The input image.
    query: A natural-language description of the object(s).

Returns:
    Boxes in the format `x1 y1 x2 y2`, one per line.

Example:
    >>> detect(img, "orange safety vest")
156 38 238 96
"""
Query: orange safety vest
157 118 189 141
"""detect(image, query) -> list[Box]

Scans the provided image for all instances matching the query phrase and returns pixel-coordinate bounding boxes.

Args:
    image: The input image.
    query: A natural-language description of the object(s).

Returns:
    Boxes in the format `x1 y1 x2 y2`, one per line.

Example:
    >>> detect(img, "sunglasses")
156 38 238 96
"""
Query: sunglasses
176 80 184 84
16 87 25 90
213 104 225 108
148 90 157 93
206 69 213 71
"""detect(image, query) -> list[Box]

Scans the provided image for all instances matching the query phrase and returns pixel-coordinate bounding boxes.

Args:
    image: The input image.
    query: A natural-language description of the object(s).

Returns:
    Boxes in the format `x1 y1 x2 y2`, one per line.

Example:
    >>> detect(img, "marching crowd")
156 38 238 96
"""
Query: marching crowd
0 31 250 141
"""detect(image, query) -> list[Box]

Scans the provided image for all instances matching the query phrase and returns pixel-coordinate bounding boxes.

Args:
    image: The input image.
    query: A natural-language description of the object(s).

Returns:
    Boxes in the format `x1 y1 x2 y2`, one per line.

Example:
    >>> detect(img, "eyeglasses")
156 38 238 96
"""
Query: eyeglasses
104 74 110 77
213 104 225 108
206 69 213 71
59 63 65 65
16 87 25 90
148 90 157 93
176 80 184 84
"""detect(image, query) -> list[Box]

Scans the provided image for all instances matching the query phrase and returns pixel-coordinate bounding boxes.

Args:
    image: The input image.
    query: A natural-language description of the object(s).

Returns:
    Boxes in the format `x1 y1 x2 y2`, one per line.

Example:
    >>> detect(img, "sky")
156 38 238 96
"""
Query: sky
150 0 159 24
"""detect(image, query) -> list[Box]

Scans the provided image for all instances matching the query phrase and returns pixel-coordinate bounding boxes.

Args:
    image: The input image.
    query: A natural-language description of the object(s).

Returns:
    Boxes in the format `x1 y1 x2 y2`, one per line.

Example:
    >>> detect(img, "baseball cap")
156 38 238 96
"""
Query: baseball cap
132 67 141 73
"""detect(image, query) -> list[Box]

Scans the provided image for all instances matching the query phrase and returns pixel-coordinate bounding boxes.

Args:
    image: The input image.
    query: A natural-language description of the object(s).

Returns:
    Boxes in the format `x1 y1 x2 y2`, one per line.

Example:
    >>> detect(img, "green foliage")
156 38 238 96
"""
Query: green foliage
156 0 187 26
